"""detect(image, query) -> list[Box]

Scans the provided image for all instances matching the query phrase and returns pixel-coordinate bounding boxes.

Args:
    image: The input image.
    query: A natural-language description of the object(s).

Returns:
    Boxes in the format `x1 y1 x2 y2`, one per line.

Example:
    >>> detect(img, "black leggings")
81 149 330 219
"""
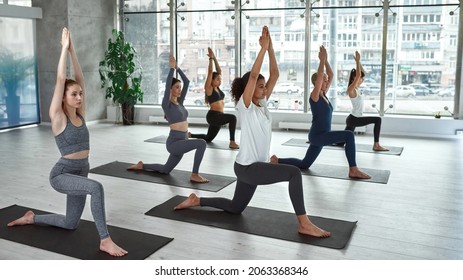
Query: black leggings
190 110 237 142
345 114 382 142
200 162 306 216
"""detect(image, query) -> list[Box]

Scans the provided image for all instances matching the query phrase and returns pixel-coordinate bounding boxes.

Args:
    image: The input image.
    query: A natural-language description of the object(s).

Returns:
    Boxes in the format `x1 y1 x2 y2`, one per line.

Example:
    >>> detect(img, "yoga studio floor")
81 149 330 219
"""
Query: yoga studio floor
0 122 462 260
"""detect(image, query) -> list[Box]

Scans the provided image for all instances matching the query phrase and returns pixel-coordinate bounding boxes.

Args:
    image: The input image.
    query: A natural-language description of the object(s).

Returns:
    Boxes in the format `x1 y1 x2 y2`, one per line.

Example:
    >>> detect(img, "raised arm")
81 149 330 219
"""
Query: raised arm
162 55 177 109
311 45 327 102
324 49 333 92
68 32 85 116
204 47 221 95
242 26 270 107
177 66 189 103
347 51 362 98
264 30 279 99
49 27 70 134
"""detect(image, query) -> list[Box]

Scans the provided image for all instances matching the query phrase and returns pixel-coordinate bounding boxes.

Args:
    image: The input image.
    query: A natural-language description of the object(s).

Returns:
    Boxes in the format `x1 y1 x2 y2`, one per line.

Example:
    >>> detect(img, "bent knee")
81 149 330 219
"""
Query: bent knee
198 139 207 148
64 219 80 230
88 181 104 194
345 130 355 139
288 165 303 176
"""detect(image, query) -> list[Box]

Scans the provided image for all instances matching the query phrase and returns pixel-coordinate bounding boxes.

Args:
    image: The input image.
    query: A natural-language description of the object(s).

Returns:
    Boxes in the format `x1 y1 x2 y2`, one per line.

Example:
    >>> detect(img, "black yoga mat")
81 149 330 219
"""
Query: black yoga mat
145 135 238 151
282 138 404 155
0 205 173 260
89 161 235 192
301 163 390 184
145 195 357 249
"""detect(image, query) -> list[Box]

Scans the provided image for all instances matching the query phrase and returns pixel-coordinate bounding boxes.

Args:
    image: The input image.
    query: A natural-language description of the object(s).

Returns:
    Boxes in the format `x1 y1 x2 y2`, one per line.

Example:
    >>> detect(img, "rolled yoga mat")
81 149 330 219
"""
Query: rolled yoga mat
89 161 236 192
145 195 357 249
0 204 173 260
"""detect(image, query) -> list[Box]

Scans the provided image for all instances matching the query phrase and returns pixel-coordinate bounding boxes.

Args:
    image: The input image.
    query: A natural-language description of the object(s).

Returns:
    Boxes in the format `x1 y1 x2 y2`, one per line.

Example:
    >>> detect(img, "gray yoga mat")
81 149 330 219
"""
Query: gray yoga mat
145 135 237 151
282 138 404 155
301 163 390 184
145 195 357 249
0 205 173 260
89 161 235 192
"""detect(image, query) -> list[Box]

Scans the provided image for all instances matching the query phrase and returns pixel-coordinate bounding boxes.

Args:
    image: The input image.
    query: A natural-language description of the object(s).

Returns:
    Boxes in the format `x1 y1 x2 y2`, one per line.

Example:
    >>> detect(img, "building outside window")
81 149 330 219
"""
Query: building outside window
122 0 460 117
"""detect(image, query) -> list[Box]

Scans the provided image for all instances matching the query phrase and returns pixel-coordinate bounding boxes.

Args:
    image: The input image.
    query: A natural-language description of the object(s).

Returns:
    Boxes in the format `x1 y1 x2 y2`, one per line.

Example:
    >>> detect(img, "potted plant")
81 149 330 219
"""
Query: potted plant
0 48 34 126
99 29 143 125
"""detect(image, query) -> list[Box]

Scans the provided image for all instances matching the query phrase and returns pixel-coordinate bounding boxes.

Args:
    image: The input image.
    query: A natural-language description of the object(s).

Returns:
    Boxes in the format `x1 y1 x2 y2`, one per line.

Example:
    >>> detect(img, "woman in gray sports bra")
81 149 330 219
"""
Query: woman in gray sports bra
128 55 209 183
7 27 127 257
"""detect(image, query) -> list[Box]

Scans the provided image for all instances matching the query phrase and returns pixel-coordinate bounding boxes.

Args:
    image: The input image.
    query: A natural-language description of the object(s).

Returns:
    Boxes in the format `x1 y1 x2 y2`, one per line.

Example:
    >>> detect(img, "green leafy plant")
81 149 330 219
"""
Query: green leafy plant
0 48 34 97
99 29 143 124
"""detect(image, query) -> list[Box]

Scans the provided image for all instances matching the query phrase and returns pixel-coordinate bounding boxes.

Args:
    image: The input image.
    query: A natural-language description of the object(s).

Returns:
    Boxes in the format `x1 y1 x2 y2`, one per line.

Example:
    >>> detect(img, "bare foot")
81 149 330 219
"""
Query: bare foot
100 237 128 257
127 161 143 170
7 210 35 226
190 173 209 183
229 141 239 149
174 193 200 210
297 215 331 237
349 167 371 179
373 144 389 151
270 155 279 164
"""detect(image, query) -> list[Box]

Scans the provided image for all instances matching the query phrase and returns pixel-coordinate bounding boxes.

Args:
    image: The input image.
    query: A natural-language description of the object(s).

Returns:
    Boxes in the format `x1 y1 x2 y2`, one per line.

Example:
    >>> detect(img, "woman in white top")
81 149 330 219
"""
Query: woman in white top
343 51 388 151
174 26 330 238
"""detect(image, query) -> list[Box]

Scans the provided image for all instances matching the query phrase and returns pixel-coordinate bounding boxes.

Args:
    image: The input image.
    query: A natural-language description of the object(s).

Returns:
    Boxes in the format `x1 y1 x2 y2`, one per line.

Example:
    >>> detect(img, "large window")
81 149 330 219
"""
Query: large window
123 0 460 117
0 16 40 129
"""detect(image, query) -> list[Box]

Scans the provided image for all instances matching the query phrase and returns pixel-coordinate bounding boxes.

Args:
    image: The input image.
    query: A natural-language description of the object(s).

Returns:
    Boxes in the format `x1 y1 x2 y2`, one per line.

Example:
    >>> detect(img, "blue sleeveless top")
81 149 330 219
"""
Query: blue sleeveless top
309 94 333 135
54 114 90 156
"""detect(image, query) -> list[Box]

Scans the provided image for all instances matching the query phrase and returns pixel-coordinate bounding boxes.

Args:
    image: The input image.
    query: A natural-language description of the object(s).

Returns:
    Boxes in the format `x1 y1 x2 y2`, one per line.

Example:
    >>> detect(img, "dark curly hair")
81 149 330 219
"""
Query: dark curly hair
230 72 264 104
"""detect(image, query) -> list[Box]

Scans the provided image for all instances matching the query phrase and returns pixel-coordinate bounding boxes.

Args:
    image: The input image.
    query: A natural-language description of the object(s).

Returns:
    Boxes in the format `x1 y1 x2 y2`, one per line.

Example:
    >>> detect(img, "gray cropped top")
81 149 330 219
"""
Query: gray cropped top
54 114 90 156
162 67 190 124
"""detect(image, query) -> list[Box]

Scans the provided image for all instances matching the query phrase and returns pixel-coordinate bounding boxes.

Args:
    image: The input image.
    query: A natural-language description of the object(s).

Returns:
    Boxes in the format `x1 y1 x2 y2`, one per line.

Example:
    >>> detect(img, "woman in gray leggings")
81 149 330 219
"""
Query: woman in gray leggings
7 28 127 257
174 26 330 238
128 55 209 183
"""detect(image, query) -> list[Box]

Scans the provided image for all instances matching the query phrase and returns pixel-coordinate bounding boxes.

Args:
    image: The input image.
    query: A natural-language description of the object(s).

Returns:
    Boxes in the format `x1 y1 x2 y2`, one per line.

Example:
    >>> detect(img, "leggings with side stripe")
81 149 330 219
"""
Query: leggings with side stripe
200 162 306 215
33 157 109 240
143 130 207 174
278 129 357 168
189 110 237 142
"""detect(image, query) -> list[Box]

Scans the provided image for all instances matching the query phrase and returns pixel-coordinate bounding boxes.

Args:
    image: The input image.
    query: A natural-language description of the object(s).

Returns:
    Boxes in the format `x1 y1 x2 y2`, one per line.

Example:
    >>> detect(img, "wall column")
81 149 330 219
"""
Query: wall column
32 0 116 122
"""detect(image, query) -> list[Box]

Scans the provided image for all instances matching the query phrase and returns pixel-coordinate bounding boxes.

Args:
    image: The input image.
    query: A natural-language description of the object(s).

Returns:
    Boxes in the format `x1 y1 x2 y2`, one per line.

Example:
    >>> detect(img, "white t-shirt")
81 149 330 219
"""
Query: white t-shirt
350 88 364 117
235 97 272 165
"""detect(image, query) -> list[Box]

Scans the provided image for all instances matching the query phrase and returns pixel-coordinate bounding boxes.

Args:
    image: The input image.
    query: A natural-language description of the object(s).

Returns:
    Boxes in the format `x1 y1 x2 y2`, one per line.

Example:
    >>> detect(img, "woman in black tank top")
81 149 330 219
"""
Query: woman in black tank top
188 48 239 149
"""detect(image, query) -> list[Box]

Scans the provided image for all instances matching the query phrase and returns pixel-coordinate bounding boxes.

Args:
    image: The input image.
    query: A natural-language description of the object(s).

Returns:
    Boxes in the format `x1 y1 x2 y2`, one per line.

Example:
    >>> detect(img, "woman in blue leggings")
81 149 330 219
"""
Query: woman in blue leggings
174 26 330 238
271 46 370 179
128 55 209 183
7 28 127 256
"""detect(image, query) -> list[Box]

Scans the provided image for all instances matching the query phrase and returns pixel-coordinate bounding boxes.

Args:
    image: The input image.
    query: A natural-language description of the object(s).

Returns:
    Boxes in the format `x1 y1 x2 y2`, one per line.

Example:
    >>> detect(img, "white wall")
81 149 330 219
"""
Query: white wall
106 105 463 138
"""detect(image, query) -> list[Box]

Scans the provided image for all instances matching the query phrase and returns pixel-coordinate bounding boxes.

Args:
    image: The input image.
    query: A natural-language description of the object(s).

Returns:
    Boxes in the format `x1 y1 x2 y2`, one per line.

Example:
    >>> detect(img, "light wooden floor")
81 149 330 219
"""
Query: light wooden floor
0 122 462 260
